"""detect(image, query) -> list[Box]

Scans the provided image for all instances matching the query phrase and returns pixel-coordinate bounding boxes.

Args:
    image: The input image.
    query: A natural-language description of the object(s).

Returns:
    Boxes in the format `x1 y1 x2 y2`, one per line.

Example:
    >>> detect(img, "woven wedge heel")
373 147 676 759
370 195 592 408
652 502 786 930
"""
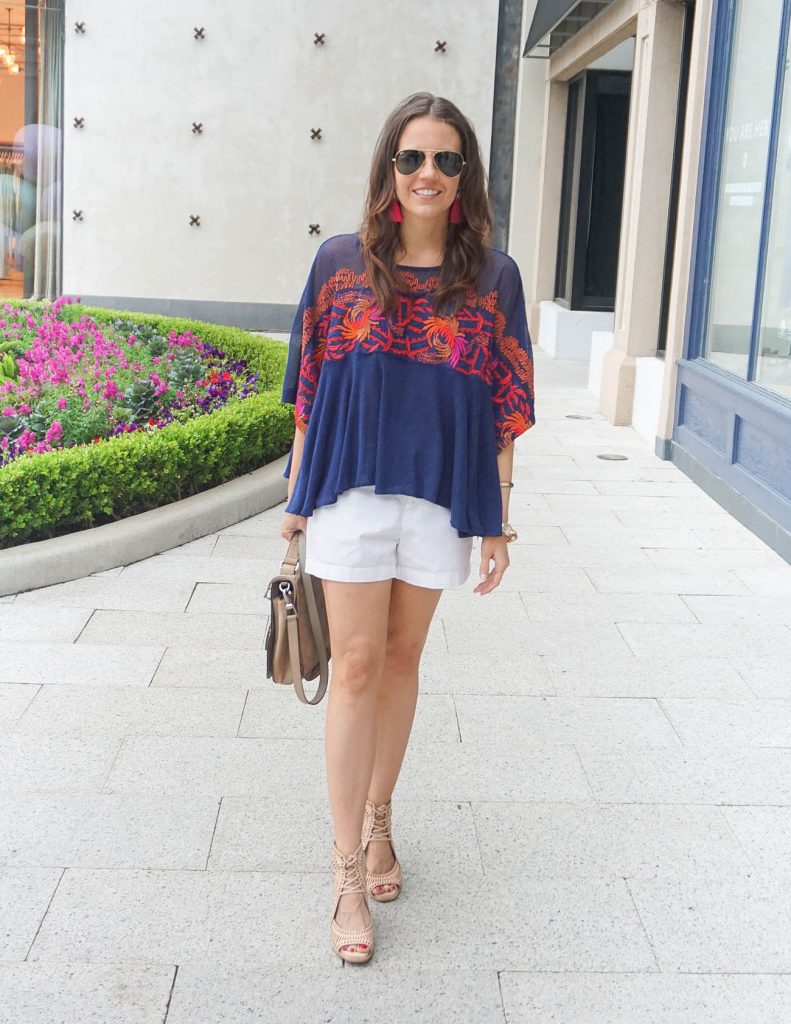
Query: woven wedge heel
330 841 374 963
361 799 402 902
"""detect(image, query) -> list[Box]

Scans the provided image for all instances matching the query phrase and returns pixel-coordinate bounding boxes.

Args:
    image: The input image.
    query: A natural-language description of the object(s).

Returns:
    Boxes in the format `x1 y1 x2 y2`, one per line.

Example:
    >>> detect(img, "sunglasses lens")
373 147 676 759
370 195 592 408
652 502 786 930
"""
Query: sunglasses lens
435 151 464 177
394 150 423 174
393 150 464 176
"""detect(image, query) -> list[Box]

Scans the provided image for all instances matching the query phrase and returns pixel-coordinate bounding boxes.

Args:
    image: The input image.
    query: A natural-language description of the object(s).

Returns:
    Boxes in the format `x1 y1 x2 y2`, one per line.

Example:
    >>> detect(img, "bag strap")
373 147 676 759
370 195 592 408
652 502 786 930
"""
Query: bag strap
285 610 307 702
281 533 300 572
291 531 329 706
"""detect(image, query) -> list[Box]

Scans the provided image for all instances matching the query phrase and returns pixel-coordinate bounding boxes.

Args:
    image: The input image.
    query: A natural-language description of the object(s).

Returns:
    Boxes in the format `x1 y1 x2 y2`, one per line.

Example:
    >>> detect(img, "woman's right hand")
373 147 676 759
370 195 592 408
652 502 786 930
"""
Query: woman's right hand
281 512 308 540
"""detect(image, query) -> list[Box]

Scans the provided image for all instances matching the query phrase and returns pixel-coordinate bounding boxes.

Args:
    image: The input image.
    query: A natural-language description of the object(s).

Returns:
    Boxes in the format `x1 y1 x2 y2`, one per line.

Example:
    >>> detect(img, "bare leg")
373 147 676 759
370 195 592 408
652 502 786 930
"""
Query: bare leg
366 579 443 893
323 577 391 954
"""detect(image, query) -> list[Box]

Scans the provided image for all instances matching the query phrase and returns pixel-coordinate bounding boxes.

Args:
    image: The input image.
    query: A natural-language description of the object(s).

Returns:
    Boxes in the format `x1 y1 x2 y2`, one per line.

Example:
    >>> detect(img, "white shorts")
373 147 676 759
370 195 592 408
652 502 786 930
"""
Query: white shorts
304 486 473 589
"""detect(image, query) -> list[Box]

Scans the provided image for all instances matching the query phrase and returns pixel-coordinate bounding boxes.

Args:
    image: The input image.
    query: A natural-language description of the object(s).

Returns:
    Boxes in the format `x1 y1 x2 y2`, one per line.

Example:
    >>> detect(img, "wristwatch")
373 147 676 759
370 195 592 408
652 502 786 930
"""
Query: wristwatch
501 522 518 543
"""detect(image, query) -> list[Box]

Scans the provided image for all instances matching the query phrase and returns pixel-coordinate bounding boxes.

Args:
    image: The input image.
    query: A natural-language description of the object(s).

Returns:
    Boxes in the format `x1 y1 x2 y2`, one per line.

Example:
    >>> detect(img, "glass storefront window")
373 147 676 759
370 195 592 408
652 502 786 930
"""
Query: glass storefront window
703 0 784 378
0 1 63 301
755 29 791 400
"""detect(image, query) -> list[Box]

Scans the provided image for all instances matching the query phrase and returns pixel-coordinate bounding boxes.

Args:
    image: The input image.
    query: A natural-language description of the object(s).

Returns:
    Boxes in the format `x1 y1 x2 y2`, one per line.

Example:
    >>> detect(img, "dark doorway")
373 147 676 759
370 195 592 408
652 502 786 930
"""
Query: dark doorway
555 68 631 311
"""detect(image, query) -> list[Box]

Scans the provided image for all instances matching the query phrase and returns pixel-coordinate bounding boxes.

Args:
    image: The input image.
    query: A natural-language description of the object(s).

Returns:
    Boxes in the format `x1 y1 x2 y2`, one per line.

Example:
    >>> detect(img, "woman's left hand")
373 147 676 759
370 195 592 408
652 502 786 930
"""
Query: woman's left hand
474 535 510 595
281 512 308 541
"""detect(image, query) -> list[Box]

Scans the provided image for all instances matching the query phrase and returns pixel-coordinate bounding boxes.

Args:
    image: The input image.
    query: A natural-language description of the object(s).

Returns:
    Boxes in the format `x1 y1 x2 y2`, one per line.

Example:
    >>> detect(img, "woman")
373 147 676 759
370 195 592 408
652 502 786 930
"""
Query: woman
280 92 535 964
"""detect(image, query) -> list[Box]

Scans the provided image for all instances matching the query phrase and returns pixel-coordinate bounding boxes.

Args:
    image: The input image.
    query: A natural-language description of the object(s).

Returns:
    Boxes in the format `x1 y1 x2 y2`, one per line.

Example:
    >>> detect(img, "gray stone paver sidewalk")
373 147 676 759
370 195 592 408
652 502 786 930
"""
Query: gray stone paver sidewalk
1 350 790 1023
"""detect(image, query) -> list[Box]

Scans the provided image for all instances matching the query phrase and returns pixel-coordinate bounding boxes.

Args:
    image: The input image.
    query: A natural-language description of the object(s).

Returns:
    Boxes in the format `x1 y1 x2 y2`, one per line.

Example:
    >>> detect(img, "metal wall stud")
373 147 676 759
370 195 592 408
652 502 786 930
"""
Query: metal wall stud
73 116 85 129
310 127 322 141
313 32 326 45
308 223 321 235
72 209 84 221
189 215 201 227
193 26 206 40
74 21 86 34
192 122 204 134
434 39 447 53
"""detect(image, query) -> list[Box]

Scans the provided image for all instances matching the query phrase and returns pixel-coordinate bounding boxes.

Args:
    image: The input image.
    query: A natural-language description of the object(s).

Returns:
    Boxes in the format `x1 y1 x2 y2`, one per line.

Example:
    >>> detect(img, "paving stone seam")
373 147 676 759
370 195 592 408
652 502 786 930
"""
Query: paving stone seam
147 648 169 688
182 581 199 614
571 745 598 803
161 963 179 1023
235 691 251 738
467 800 488 877
654 699 686 746
623 877 663 973
23 867 65 963
99 735 129 793
203 799 224 872
495 969 509 1023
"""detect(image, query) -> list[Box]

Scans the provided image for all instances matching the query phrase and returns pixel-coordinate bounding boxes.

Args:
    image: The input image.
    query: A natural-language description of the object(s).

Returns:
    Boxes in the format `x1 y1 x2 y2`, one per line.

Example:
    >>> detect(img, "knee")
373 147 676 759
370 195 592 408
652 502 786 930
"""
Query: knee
332 644 383 696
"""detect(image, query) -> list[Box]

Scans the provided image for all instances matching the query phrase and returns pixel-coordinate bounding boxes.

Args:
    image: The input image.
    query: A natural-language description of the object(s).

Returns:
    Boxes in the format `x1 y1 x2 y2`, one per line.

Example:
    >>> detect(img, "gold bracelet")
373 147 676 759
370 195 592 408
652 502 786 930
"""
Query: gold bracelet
499 481 514 488
501 522 518 543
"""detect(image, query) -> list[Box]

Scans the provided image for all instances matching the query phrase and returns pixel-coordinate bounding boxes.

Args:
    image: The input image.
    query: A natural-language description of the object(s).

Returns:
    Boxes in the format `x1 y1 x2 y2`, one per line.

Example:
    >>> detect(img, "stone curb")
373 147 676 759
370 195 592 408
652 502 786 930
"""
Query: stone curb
0 455 289 597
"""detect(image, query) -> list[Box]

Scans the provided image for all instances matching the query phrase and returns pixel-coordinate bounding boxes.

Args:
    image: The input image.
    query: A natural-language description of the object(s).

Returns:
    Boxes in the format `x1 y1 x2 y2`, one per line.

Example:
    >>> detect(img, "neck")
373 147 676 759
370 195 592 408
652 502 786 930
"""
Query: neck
397 217 447 266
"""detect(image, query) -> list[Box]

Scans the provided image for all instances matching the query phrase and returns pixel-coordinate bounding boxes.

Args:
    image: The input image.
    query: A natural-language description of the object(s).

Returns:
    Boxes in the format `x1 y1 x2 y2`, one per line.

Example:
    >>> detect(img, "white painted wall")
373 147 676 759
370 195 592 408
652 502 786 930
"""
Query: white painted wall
508 0 543 303
62 0 499 309
588 329 613 396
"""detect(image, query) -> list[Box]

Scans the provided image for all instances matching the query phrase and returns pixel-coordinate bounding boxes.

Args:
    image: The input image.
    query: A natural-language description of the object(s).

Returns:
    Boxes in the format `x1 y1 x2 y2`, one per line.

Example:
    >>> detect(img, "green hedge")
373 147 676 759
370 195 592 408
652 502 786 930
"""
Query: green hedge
0 305 294 548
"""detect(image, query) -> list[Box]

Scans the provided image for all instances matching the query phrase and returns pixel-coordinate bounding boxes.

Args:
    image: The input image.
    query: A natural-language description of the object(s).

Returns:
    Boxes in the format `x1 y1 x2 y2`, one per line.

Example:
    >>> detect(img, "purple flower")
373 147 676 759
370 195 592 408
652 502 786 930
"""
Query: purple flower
57 396 68 410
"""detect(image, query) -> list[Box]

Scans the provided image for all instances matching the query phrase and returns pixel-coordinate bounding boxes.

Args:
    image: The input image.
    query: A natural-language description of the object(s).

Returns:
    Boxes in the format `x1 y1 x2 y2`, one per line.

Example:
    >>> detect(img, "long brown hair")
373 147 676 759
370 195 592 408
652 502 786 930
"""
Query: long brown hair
360 92 492 315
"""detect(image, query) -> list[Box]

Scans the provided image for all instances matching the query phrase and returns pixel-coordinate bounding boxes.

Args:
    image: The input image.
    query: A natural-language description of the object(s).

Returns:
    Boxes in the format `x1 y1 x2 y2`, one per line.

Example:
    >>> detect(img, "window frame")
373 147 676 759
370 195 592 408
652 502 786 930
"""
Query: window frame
685 0 791 408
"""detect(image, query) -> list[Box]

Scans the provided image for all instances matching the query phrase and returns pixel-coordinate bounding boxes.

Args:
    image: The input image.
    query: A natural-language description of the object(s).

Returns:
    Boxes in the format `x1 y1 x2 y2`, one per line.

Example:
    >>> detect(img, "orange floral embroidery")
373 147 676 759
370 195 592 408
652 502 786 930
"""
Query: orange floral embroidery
424 315 466 367
499 332 534 390
339 298 382 342
295 267 535 447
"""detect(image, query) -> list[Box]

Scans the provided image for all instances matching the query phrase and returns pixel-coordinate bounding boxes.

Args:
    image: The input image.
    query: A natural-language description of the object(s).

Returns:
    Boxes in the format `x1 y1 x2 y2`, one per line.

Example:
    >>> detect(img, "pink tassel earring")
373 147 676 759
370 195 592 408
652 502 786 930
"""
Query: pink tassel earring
388 199 404 223
449 196 464 225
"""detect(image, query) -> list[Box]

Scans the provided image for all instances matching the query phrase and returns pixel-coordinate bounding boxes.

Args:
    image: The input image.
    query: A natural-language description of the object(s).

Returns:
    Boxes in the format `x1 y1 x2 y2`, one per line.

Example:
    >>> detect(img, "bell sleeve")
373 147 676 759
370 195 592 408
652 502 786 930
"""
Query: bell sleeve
490 257 536 449
280 249 330 435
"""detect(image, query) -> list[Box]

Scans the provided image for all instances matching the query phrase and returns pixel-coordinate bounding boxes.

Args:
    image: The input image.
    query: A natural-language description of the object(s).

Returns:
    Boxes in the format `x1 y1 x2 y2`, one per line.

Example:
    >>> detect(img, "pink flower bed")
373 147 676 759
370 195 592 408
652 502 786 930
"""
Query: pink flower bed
0 297 259 467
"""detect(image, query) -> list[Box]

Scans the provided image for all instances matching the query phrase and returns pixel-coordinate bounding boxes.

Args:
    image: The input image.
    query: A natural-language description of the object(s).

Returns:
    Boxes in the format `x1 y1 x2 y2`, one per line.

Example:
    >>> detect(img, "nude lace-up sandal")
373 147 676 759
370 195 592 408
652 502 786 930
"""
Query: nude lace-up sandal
361 799 402 902
330 841 374 963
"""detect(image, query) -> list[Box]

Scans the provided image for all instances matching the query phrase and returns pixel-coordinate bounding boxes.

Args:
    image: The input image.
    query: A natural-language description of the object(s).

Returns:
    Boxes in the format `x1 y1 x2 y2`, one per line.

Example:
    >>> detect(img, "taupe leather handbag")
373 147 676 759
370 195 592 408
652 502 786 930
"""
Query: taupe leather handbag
265 531 331 705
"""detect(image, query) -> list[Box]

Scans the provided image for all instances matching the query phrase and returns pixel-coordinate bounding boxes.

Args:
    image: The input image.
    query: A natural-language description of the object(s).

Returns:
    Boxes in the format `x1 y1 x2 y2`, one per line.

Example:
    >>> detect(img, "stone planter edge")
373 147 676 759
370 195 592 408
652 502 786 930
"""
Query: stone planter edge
0 454 289 597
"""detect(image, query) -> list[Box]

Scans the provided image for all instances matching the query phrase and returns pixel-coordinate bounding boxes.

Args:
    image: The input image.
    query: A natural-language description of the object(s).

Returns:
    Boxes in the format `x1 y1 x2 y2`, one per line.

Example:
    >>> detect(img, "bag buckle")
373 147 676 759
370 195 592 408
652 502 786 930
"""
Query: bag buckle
278 579 296 613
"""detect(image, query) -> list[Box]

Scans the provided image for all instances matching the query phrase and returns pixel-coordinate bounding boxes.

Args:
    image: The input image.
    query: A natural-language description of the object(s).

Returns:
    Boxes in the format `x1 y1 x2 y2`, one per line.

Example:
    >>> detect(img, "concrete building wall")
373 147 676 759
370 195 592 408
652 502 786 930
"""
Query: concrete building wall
61 0 499 318
508 0 544 298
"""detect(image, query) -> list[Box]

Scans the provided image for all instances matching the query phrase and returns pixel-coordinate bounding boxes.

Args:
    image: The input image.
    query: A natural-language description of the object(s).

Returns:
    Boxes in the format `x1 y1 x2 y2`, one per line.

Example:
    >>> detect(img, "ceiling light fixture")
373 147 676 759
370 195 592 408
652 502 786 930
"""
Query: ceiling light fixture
0 7 22 76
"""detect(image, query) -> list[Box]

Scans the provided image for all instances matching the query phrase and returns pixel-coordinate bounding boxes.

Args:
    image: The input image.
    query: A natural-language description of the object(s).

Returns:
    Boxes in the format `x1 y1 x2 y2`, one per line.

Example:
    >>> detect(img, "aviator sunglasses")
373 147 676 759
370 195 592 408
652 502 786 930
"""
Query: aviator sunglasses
392 148 466 178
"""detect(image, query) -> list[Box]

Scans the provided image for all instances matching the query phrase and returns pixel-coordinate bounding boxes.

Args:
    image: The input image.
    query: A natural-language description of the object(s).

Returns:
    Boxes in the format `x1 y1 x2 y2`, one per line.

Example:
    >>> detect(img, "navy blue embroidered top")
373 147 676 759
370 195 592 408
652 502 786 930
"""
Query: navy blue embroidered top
280 233 535 538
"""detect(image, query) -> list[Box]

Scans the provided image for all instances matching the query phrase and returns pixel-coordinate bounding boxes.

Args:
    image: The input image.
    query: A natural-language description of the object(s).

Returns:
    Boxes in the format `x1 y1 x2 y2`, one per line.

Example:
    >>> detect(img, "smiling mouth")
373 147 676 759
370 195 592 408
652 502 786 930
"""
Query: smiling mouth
413 189 441 197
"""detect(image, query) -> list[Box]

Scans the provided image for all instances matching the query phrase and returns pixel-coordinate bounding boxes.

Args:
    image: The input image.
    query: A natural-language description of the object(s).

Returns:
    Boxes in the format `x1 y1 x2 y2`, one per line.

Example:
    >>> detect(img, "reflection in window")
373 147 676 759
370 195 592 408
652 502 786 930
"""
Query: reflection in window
756 42 791 400
703 0 783 378
0 1 63 301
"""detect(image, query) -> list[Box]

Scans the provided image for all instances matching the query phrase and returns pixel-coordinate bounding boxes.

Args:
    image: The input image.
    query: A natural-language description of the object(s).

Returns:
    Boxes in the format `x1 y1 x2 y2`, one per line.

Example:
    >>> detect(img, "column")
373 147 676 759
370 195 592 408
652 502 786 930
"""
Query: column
599 0 686 424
